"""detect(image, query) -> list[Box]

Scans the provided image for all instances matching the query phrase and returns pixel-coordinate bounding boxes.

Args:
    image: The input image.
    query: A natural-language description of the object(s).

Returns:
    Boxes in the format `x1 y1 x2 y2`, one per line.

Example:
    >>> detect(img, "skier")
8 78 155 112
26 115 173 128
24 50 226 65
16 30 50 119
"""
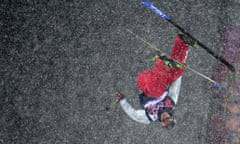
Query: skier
116 34 190 129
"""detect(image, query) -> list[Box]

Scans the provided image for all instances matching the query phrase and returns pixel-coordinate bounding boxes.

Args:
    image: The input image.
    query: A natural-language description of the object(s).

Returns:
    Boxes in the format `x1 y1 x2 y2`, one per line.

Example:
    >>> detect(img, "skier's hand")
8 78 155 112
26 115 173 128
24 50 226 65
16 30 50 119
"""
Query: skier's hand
152 55 159 61
165 60 183 68
152 54 168 61
156 54 183 68
158 54 168 61
164 59 183 68
116 91 125 101
159 56 182 68
164 60 175 68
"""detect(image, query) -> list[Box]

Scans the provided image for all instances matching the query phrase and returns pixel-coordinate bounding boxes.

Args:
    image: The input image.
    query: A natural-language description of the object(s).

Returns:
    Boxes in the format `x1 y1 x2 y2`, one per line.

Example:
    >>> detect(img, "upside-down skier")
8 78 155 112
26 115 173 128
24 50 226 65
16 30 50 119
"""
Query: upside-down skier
116 34 190 129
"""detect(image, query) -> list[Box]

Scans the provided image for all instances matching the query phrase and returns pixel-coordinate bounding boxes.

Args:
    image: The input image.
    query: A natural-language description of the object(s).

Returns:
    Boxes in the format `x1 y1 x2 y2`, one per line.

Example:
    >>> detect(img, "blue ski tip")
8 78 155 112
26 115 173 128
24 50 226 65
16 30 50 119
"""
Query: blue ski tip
214 82 222 90
141 1 170 20
141 1 152 7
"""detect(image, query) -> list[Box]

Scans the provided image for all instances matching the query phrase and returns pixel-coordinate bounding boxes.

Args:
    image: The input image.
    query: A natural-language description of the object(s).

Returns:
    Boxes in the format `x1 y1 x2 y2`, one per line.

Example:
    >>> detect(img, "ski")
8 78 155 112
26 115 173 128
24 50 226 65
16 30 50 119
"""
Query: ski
141 1 235 72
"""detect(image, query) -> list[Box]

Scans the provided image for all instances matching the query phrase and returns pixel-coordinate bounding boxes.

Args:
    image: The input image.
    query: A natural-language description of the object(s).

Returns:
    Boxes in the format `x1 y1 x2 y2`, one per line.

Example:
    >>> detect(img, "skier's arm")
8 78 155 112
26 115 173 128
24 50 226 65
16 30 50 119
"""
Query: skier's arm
120 99 150 124
168 76 182 105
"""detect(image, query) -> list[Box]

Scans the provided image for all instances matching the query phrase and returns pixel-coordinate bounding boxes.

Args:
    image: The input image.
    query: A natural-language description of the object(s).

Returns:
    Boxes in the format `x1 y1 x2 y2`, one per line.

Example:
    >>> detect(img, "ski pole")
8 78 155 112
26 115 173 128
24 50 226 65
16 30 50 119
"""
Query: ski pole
105 92 120 111
126 29 222 90
141 1 235 72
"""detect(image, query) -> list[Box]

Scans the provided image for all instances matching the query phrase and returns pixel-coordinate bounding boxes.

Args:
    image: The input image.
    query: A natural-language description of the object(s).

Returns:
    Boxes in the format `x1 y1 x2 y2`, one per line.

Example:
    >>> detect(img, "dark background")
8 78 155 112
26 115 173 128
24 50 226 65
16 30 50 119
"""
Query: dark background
1 0 239 143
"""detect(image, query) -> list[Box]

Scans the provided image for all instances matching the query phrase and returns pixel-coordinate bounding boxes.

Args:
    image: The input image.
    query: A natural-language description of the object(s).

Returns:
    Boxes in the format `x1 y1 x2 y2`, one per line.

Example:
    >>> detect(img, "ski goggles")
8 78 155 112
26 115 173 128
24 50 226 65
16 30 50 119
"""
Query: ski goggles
161 117 173 126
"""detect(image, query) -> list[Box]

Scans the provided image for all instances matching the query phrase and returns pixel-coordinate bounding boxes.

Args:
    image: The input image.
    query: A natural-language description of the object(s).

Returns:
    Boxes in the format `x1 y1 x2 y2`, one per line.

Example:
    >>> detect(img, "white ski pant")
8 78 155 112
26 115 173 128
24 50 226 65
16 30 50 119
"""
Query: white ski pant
120 76 182 124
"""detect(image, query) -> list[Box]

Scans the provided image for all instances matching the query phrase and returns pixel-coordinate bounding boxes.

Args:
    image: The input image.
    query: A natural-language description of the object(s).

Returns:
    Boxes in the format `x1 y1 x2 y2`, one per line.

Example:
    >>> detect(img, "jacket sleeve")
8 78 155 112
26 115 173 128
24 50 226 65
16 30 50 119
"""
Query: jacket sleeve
168 76 182 105
120 99 151 124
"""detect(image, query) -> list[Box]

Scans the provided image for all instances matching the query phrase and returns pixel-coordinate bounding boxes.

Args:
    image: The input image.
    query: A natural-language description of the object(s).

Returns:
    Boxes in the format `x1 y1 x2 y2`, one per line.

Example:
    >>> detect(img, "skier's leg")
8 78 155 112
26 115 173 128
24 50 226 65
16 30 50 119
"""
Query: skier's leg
168 35 189 84
171 35 189 65
120 99 150 124
168 35 188 104
168 76 182 105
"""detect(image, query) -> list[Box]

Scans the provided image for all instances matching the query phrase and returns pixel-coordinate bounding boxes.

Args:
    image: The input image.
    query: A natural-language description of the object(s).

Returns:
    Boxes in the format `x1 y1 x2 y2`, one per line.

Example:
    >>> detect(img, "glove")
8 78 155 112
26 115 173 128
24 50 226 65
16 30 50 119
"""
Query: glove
159 55 183 69
152 55 159 61
116 91 125 101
